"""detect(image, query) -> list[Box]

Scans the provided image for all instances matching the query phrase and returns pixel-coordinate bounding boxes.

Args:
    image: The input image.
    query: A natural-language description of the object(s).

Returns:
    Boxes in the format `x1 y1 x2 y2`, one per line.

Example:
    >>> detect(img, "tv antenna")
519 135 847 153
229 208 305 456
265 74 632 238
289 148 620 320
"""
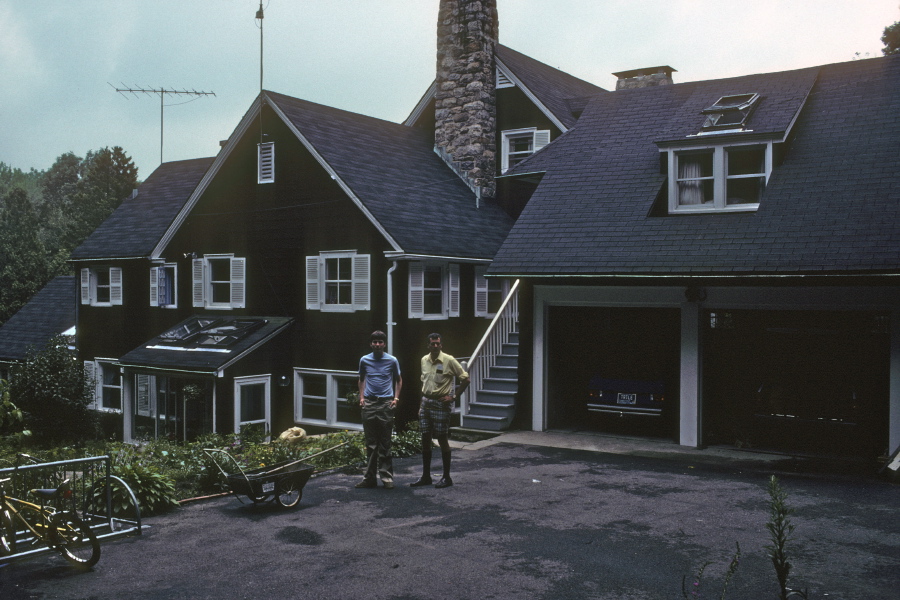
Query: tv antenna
111 84 216 164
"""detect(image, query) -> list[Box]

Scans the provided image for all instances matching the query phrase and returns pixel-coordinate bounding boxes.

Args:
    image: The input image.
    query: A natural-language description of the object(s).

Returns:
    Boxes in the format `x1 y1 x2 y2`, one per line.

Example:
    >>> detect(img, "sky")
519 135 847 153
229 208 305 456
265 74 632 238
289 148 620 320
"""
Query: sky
1 0 897 180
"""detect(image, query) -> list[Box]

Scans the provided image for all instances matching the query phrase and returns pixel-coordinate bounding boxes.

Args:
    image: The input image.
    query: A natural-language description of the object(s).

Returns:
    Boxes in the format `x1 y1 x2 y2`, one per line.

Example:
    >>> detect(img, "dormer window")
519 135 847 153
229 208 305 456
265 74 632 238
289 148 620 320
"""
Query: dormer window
667 142 771 213
701 93 760 131
501 128 550 173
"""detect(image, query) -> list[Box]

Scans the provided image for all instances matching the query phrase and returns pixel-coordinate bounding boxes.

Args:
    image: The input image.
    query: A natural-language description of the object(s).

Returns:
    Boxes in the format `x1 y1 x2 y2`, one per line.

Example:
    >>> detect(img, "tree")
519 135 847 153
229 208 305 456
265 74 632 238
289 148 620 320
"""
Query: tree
62 146 138 251
0 188 51 324
883 21 900 56
39 152 83 254
9 335 97 444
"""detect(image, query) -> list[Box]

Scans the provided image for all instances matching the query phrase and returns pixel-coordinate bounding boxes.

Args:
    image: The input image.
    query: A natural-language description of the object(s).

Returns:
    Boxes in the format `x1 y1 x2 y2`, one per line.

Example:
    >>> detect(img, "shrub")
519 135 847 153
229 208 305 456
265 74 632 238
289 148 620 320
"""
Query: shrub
9 335 96 443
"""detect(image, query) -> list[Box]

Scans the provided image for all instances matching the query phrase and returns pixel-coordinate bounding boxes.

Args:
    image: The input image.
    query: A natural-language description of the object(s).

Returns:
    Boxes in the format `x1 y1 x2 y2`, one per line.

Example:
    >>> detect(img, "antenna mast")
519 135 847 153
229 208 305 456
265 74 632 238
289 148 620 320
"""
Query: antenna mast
112 85 216 164
256 3 264 92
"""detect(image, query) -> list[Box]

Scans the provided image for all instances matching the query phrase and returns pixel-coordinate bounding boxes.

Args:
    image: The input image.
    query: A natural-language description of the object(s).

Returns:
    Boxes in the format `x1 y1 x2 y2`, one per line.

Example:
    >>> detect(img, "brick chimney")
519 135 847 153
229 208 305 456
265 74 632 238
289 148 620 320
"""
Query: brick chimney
435 0 499 199
613 66 676 90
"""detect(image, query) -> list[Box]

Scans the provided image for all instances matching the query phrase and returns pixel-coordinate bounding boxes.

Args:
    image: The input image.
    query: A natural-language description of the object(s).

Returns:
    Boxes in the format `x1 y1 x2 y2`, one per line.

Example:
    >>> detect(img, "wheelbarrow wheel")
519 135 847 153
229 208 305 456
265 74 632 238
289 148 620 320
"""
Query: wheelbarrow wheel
275 479 302 508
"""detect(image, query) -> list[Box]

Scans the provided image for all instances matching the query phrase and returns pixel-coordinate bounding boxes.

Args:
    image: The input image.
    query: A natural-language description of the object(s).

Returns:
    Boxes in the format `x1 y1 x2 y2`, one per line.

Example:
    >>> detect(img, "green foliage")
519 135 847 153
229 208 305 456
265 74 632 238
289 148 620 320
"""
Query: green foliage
101 452 180 517
8 335 96 444
765 476 807 600
0 188 51 324
0 379 31 441
883 21 900 56
681 542 741 600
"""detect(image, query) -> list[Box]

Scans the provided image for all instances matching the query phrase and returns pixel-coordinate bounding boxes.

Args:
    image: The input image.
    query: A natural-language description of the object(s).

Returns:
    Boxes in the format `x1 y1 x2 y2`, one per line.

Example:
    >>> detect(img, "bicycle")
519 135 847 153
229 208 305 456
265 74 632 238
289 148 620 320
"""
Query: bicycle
0 476 101 568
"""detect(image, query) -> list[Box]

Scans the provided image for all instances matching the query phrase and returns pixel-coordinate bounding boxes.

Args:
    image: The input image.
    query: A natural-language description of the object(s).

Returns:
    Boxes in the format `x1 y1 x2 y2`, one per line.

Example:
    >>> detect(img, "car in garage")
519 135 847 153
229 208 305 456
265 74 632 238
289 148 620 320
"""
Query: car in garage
587 376 666 417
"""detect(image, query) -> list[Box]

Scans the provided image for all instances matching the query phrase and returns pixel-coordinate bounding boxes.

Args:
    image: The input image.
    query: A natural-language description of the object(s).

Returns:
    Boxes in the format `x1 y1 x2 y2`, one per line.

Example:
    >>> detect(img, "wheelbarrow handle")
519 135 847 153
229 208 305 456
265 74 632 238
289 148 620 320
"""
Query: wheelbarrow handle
263 440 352 474
203 448 249 480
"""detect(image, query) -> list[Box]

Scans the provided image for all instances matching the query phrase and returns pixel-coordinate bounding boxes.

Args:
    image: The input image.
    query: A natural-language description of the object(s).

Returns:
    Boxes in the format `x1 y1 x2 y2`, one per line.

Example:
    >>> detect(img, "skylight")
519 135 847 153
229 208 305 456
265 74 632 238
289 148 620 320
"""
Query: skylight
701 93 760 130
156 317 266 349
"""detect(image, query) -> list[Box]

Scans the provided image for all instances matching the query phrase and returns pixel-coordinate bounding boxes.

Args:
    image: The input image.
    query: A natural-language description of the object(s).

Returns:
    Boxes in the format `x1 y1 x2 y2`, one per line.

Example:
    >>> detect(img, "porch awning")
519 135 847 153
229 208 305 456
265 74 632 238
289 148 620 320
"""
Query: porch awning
116 316 293 376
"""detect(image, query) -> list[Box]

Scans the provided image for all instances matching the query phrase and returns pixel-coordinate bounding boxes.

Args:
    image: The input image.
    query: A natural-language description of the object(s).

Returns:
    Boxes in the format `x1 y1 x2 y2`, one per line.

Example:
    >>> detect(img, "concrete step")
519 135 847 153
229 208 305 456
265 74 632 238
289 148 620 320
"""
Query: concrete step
460 413 512 431
489 365 517 380
468 401 515 419
475 389 516 405
494 354 518 368
481 377 518 393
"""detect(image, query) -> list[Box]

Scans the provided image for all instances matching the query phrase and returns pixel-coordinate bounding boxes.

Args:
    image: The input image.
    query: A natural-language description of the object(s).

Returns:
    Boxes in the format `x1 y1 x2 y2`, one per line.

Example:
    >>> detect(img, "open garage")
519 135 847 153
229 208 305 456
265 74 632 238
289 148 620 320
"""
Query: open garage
545 306 681 440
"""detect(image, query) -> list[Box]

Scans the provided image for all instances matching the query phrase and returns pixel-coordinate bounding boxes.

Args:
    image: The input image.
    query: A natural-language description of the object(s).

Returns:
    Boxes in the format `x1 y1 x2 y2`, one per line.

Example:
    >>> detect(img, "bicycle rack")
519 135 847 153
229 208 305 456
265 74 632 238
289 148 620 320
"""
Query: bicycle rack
0 455 141 565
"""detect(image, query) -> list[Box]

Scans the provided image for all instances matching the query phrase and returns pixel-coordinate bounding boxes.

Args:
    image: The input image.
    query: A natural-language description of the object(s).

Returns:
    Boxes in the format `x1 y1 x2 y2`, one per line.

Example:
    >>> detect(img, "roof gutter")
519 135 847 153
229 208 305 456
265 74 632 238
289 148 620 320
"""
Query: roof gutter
384 252 492 264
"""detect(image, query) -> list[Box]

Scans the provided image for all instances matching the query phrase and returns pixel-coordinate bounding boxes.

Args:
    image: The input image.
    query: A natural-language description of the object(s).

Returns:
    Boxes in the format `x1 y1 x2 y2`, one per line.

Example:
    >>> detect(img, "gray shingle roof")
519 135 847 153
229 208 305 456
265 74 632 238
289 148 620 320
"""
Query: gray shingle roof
490 56 900 276
266 91 513 259
0 276 75 362
71 158 214 260
496 45 607 129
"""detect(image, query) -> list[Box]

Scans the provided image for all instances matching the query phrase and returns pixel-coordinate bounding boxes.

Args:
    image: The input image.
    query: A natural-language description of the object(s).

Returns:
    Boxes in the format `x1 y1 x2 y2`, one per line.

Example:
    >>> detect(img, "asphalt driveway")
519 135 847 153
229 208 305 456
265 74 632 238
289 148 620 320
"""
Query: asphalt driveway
1 435 898 599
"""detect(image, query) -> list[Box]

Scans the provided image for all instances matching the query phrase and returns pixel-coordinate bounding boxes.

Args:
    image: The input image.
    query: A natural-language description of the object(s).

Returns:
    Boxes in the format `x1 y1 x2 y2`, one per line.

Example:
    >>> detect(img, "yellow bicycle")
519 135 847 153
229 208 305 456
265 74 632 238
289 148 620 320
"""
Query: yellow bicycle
0 476 100 568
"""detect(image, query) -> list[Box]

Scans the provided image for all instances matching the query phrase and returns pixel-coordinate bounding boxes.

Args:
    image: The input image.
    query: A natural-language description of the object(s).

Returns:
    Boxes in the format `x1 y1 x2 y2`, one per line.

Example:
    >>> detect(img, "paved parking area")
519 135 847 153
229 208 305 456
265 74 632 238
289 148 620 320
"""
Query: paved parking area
1 434 898 599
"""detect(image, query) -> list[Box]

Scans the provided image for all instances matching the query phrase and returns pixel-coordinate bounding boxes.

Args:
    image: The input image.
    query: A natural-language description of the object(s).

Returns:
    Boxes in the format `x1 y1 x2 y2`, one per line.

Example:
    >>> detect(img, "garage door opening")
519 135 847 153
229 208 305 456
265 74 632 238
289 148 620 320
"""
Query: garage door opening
704 310 889 459
546 306 680 439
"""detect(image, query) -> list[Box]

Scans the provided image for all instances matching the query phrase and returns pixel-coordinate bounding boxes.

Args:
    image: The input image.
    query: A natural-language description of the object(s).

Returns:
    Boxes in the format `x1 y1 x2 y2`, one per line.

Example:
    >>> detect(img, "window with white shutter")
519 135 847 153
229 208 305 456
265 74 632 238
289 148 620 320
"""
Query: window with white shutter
192 255 246 309
80 267 123 306
150 264 177 308
305 251 370 312
475 266 508 318
500 128 551 173
408 261 459 320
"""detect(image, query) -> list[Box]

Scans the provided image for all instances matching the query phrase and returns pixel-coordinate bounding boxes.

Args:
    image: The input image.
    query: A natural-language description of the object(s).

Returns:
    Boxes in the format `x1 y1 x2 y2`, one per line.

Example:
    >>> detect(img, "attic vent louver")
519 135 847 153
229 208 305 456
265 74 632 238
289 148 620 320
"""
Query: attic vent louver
258 142 274 184
496 68 514 89
701 93 760 131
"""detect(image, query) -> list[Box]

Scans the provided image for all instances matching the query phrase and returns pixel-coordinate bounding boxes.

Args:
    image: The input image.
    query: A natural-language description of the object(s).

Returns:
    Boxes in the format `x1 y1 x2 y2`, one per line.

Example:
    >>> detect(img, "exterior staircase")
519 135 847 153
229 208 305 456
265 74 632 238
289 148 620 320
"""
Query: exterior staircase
460 280 520 432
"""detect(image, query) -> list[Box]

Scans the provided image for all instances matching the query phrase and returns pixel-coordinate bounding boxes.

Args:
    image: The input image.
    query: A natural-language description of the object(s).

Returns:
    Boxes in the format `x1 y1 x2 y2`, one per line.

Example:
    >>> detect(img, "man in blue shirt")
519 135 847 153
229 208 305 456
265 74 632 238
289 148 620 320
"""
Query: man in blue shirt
356 330 402 489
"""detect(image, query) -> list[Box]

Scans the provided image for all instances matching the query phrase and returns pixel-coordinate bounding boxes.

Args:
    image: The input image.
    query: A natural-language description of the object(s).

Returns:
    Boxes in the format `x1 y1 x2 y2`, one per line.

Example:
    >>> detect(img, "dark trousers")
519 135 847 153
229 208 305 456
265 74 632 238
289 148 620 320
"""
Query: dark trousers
362 397 394 482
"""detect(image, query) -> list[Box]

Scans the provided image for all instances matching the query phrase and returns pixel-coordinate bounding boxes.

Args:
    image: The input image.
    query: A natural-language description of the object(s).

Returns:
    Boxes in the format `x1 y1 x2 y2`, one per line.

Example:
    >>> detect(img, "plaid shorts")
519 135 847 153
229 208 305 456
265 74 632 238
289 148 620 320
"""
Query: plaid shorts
419 397 451 436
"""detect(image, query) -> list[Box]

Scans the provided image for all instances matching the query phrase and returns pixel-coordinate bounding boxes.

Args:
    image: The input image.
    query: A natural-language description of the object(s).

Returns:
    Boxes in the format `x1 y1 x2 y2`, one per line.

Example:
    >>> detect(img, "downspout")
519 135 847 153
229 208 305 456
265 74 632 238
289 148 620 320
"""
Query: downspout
386 261 398 354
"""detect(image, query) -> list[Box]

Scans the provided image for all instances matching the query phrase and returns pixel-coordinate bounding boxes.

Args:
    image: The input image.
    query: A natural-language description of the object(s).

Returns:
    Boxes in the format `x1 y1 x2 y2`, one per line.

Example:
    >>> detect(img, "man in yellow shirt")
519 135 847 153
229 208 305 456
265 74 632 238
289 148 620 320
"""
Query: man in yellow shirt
410 333 469 488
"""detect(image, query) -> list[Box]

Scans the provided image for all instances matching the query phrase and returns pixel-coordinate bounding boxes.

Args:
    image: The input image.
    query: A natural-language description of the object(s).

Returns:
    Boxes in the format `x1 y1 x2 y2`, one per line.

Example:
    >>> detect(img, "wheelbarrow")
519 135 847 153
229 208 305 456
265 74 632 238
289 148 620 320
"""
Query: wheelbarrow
204 442 348 508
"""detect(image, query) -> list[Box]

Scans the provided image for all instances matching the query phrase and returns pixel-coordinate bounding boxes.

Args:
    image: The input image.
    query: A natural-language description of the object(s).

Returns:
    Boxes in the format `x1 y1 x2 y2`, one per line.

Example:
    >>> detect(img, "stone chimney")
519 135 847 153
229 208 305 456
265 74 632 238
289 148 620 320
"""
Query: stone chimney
612 66 676 90
435 0 499 199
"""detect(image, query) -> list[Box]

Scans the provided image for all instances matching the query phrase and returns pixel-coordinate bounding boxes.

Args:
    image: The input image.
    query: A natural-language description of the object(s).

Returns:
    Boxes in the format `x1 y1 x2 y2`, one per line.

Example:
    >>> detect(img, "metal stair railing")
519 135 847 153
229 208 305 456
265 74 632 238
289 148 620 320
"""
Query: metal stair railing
461 279 520 417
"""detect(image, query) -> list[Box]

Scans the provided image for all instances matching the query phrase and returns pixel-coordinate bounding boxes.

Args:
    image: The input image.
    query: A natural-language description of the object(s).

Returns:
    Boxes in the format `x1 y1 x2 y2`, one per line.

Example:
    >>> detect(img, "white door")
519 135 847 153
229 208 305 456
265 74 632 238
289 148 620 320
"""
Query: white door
234 376 271 440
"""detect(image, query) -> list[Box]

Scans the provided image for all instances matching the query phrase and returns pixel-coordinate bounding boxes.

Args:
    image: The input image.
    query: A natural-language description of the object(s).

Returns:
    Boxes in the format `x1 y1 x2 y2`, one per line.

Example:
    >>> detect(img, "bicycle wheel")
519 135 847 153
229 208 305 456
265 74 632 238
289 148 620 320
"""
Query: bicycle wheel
274 479 301 508
51 513 100 568
0 509 16 555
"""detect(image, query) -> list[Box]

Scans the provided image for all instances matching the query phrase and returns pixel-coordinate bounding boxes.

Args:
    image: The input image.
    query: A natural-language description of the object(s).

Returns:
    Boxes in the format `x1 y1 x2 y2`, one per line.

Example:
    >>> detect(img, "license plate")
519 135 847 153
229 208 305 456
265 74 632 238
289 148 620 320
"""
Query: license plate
617 393 637 405
262 482 275 493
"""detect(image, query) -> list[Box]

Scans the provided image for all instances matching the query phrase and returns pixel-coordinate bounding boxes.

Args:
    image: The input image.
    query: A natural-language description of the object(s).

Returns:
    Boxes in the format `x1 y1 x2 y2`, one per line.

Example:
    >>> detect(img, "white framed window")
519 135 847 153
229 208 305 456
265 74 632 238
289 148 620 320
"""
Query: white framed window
234 375 270 439
305 251 370 312
192 255 246 309
149 263 177 308
258 142 274 184
409 261 459 319
475 266 510 318
85 360 122 412
294 369 362 430
500 128 550 173
667 143 771 213
80 267 122 306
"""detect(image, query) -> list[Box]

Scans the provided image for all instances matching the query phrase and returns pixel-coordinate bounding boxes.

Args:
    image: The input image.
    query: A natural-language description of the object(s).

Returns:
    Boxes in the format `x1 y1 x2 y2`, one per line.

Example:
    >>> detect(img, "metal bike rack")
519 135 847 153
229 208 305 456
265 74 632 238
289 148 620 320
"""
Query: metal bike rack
0 455 141 565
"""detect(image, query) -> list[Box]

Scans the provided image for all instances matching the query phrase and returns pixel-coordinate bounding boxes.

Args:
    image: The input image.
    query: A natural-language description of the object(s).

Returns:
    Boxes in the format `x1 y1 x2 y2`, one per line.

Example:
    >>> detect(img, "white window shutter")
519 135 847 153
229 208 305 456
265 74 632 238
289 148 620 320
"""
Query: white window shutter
352 254 370 311
408 262 424 318
149 267 159 307
306 256 320 310
258 142 274 184
80 269 91 305
84 361 98 409
448 263 460 317
136 374 152 417
109 267 123 305
230 257 246 308
534 130 551 151
192 259 205 307
475 266 489 317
